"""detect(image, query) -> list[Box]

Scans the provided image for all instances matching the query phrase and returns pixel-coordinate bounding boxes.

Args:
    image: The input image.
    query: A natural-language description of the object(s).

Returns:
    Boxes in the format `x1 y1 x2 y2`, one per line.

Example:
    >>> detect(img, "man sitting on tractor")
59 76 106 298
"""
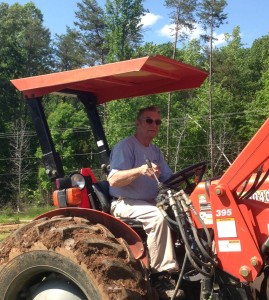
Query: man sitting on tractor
108 105 185 299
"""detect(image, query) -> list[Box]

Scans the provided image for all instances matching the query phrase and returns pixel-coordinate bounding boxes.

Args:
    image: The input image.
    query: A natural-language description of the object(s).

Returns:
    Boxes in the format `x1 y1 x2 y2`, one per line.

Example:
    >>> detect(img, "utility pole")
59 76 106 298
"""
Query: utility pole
209 6 214 177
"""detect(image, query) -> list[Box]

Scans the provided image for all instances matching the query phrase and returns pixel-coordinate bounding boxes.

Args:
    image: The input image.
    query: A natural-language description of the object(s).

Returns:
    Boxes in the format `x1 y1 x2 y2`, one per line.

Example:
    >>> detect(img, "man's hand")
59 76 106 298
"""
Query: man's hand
140 162 160 179
108 163 160 187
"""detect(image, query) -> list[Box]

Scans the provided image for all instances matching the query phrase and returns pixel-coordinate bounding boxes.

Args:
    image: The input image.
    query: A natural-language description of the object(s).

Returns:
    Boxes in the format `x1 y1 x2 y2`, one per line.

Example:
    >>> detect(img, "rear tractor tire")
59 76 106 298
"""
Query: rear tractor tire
0 216 153 300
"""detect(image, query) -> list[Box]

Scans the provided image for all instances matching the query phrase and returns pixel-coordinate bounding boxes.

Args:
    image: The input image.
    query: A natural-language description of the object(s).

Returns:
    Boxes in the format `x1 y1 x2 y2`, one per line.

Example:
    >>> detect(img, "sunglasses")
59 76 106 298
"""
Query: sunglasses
141 118 162 126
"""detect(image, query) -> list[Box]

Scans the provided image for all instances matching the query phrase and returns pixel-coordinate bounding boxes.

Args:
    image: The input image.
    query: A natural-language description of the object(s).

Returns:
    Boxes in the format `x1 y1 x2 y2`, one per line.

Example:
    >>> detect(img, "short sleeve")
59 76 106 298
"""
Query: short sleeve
158 151 173 182
108 139 134 178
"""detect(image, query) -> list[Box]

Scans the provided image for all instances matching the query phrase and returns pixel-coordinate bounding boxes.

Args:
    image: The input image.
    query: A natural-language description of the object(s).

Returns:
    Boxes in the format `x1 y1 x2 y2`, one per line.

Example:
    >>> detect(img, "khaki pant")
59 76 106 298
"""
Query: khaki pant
111 198 179 274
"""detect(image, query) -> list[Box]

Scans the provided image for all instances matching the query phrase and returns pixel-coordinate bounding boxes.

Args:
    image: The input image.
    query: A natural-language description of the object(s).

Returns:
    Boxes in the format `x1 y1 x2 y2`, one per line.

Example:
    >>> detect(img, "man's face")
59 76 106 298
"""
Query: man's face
136 110 162 140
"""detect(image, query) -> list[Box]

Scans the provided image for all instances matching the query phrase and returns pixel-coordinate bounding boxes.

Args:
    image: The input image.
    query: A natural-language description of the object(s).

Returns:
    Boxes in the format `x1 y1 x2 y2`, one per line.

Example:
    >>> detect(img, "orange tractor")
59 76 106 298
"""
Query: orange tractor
0 55 268 299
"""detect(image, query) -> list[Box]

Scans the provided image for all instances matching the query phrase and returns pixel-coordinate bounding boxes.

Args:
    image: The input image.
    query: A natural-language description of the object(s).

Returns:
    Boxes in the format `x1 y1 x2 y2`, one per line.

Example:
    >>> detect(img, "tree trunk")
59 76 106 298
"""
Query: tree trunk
166 1 181 163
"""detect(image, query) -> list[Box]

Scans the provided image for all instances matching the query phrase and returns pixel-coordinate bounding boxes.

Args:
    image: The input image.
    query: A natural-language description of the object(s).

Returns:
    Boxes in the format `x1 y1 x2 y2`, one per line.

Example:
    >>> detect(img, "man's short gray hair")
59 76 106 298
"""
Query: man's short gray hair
136 105 161 120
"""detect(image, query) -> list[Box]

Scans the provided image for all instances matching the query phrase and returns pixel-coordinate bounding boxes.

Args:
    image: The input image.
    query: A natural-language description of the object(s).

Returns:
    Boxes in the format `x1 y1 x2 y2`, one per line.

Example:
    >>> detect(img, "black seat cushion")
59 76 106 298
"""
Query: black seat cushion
92 180 111 213
92 181 145 238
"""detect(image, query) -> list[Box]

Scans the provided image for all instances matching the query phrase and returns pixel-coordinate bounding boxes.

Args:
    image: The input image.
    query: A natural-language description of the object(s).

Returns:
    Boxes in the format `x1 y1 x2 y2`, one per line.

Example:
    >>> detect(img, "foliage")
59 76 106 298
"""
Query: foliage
74 0 109 65
211 27 252 171
198 0 228 42
104 0 146 62
46 99 97 173
54 27 86 71
0 2 53 206
135 42 175 58
0 2 53 78
197 0 228 176
243 57 269 139
165 0 198 42
181 39 207 67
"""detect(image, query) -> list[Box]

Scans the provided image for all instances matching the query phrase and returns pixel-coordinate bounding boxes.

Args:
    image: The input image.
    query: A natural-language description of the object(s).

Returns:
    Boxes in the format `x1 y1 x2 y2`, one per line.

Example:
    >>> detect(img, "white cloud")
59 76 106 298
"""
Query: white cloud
157 23 227 46
140 12 162 28
158 24 175 38
158 23 203 40
213 33 226 46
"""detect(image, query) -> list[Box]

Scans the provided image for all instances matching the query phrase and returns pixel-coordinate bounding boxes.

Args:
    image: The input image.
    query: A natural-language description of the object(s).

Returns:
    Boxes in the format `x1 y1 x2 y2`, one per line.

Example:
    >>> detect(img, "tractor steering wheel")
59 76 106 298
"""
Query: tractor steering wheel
164 161 207 193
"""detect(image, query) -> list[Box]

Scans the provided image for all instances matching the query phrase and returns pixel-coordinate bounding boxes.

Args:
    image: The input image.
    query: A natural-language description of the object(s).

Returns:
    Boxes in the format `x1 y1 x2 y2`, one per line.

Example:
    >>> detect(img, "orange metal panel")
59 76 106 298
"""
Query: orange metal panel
209 184 263 282
11 55 208 104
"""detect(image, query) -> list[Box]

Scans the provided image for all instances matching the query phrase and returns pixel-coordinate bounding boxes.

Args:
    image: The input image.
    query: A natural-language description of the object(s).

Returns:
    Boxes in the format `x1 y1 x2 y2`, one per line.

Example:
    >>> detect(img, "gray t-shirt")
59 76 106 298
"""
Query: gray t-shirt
108 136 172 201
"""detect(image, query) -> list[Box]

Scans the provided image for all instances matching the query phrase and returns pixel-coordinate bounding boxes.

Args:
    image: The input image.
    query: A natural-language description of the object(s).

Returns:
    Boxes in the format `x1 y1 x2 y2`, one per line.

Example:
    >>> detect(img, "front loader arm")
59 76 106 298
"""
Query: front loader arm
209 183 263 282
207 118 269 282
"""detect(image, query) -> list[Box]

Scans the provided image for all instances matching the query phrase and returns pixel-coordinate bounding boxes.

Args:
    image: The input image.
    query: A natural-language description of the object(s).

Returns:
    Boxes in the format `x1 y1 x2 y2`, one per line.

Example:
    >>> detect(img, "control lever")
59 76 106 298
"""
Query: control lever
101 164 110 176
146 159 161 184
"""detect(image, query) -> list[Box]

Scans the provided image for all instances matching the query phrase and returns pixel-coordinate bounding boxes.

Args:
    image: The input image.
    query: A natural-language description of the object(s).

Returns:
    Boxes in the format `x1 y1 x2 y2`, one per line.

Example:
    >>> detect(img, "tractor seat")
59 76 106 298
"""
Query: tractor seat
91 181 111 213
92 181 144 234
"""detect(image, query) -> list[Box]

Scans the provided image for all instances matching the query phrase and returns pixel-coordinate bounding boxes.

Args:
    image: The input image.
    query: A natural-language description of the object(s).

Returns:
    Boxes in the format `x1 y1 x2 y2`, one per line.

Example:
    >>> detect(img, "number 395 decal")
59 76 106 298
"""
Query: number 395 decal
216 209 232 217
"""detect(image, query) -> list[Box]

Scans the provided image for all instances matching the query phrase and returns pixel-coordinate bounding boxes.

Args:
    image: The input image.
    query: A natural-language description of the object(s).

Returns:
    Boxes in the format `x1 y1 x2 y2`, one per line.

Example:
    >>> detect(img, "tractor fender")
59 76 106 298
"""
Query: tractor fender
34 207 147 265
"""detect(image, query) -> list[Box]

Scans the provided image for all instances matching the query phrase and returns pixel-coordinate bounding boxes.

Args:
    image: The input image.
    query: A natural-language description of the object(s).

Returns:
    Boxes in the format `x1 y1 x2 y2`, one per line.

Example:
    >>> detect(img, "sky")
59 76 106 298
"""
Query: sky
3 0 269 48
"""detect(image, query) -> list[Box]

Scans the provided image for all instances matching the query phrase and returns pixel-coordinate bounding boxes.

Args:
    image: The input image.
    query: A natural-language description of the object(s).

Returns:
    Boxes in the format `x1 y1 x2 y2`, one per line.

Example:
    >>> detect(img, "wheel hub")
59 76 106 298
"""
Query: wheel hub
31 278 86 300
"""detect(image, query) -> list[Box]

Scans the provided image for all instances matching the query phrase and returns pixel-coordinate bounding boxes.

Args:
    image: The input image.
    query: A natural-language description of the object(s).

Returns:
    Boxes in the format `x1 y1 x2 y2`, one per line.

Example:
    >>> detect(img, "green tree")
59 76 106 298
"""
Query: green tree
0 2 53 118
0 2 53 77
0 2 53 206
45 100 97 173
213 27 252 154
104 0 146 62
164 0 198 162
165 0 197 43
181 38 207 67
74 0 109 65
54 27 85 71
248 34 269 94
214 27 250 97
135 41 175 58
197 0 227 176
244 57 269 139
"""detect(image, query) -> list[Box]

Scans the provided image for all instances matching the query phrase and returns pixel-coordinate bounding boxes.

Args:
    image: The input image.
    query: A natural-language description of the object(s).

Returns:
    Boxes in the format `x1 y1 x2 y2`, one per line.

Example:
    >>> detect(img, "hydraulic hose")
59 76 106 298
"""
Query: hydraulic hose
171 199 214 277
179 190 213 250
176 191 217 267
157 187 216 277
188 206 217 267
180 200 216 266
174 212 214 277
170 253 188 300
158 198 216 267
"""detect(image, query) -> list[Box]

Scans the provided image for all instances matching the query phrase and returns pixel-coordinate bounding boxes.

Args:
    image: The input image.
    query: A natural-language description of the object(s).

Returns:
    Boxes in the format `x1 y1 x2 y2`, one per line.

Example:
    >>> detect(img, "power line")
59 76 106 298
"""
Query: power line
0 109 267 139
0 107 268 134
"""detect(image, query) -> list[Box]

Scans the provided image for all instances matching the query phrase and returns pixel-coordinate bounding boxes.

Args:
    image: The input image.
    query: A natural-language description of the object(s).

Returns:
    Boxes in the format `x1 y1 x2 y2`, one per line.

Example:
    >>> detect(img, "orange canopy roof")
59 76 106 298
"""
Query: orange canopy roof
11 55 208 104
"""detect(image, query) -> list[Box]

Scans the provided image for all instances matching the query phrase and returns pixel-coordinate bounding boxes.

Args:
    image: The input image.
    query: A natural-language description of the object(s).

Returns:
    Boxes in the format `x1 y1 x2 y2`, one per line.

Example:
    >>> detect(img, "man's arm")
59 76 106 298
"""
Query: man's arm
108 163 160 187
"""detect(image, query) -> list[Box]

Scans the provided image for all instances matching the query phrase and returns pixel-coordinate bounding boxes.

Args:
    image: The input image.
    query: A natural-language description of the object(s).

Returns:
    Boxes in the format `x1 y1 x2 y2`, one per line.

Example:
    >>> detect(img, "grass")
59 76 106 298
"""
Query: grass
0 205 54 224
0 205 55 242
